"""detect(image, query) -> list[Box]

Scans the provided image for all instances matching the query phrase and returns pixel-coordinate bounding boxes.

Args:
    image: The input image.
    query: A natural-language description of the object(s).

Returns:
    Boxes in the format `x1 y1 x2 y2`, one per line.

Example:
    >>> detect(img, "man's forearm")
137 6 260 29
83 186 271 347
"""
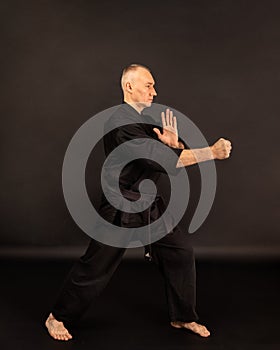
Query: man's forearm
176 147 214 167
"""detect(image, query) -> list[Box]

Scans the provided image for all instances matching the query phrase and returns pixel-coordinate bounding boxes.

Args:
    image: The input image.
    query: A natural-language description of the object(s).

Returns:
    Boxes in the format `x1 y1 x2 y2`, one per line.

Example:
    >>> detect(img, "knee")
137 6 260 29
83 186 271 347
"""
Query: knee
170 246 195 267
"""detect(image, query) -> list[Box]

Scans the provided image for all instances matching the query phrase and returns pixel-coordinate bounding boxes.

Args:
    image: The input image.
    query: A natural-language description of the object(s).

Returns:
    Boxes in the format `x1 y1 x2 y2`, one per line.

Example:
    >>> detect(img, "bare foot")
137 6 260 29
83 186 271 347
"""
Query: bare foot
45 313 73 341
171 321 210 337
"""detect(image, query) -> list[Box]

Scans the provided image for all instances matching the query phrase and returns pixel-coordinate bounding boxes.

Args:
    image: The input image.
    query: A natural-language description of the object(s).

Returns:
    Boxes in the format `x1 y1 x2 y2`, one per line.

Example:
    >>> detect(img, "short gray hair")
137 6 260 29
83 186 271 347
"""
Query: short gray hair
121 63 151 90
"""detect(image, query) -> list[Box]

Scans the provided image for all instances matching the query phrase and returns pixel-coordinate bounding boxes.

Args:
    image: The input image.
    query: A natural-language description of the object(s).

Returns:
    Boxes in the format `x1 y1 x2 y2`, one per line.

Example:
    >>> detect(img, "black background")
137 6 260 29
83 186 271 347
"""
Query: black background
1 0 279 258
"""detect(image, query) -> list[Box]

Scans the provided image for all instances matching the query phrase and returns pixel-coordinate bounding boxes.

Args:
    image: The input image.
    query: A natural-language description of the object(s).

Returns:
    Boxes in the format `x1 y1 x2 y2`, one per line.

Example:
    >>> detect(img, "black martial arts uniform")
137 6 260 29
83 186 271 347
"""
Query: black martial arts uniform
52 103 198 327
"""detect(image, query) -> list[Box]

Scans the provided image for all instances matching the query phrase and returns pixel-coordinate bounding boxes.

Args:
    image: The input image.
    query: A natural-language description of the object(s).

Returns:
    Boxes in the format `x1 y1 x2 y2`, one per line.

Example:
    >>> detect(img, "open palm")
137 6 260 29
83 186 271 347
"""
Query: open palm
153 109 179 148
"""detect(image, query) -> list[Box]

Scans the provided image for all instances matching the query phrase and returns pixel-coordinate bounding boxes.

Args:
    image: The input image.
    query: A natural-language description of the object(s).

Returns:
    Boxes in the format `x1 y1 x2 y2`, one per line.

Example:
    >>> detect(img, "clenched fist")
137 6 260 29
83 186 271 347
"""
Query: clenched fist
211 138 232 160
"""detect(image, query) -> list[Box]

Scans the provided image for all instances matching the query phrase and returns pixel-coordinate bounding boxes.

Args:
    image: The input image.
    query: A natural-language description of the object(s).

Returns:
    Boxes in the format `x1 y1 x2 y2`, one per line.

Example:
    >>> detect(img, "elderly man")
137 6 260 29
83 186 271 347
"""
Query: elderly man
45 64 231 341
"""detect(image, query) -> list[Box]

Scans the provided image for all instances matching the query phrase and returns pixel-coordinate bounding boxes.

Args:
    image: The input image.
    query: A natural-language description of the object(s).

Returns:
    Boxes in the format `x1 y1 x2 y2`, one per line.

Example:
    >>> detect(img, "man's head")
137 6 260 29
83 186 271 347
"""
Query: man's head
121 64 157 112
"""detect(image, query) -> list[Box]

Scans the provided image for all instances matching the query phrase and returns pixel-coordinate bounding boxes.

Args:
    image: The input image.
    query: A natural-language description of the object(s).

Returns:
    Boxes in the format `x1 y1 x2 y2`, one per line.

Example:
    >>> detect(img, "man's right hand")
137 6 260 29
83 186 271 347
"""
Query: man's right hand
210 138 232 160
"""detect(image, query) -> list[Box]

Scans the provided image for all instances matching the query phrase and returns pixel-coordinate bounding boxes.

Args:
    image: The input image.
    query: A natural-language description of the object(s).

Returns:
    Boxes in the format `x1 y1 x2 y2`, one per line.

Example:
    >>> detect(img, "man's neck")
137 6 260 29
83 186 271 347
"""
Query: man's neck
123 100 143 114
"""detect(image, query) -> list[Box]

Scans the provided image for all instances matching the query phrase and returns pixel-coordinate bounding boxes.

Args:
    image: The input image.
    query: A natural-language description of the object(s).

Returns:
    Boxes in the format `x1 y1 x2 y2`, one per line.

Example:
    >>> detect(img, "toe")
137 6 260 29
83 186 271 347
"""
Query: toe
67 333 73 340
184 322 211 337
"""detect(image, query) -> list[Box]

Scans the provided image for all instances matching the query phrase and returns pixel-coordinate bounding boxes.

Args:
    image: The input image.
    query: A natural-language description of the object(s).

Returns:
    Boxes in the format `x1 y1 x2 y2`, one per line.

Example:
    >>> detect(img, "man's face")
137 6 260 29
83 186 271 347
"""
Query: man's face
130 68 157 108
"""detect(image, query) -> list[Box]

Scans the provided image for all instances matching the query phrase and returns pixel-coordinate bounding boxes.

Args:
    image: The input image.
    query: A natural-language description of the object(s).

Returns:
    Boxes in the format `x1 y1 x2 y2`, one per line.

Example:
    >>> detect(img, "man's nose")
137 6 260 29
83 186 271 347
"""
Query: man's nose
152 88 157 96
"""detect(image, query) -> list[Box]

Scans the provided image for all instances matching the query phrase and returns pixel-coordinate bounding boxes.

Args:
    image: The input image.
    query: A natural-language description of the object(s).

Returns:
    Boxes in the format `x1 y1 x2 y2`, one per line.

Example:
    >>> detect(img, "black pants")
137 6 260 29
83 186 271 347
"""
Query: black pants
52 226 198 326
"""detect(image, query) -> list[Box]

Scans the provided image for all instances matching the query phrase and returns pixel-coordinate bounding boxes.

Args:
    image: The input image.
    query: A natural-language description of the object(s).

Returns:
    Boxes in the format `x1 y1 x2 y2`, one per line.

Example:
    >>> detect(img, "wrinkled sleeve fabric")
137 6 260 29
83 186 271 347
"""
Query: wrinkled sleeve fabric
112 122 184 176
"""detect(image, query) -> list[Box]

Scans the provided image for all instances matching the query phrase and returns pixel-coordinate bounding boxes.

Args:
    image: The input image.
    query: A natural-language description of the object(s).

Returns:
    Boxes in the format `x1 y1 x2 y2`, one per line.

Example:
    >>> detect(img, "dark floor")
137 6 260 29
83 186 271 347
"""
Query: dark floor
0 258 279 350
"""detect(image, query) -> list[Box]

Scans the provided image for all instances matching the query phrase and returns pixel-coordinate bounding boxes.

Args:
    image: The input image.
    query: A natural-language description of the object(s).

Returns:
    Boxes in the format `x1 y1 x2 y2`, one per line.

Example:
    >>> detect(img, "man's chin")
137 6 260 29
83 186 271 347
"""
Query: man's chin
142 101 153 108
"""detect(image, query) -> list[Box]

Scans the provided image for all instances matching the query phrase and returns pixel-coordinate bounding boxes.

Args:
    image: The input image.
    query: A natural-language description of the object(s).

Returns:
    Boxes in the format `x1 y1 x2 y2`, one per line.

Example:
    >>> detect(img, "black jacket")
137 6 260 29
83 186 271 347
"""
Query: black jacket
99 103 184 232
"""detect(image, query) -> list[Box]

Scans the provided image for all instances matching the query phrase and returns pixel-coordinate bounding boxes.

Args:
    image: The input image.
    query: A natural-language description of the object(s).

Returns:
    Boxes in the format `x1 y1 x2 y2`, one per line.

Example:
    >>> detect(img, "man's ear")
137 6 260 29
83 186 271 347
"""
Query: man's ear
125 82 133 94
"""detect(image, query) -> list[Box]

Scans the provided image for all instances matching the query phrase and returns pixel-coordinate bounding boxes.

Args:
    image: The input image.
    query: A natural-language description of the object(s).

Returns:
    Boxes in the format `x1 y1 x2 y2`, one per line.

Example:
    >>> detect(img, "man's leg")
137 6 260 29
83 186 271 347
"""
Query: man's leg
151 226 210 337
46 239 125 340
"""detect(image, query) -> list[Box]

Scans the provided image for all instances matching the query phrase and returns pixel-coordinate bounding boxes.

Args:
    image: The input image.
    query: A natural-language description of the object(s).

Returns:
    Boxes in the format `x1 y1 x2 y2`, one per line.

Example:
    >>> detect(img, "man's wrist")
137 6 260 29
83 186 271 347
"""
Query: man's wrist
170 141 184 149
209 146 216 159
177 141 185 149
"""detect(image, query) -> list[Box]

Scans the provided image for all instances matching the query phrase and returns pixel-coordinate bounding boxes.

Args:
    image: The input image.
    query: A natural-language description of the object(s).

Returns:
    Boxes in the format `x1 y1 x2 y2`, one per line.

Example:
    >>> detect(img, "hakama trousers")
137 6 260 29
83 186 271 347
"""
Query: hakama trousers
52 225 198 326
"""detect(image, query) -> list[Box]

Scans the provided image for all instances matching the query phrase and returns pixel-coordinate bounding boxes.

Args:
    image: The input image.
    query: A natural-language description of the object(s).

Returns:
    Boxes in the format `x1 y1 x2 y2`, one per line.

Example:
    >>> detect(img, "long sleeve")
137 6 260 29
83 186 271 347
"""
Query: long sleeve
112 122 184 176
